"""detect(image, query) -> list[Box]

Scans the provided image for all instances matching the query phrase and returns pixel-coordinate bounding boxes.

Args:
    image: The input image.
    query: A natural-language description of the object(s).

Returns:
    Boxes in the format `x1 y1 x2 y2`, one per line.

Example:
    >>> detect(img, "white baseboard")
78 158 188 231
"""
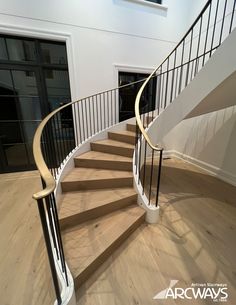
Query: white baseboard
164 150 236 187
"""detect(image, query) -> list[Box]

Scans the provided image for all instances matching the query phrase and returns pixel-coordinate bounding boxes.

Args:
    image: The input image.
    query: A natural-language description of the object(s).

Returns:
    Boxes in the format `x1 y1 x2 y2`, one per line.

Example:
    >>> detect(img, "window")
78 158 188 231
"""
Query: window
0 35 73 173
118 71 157 122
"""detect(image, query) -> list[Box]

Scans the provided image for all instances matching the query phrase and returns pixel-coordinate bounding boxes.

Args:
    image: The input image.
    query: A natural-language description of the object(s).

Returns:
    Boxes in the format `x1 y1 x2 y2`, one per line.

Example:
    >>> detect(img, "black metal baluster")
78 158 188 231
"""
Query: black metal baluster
170 50 176 103
174 67 179 99
43 192 59 260
155 149 163 207
72 103 78 147
178 39 185 94
164 58 169 108
157 67 162 114
229 0 236 33
91 96 95 136
161 72 165 109
195 16 203 76
185 30 193 87
60 110 69 158
99 94 102 131
202 2 212 66
210 0 219 57
37 198 62 305
85 99 89 139
80 99 86 141
103 93 106 129
219 0 228 45
54 115 63 169
43 128 56 178
50 193 68 285
58 112 67 163
148 149 155 205
77 102 83 144
142 139 148 196
48 124 58 178
135 122 139 175
111 90 114 125
96 95 99 134
190 59 195 81
110 90 113 126
88 97 92 138
138 129 142 184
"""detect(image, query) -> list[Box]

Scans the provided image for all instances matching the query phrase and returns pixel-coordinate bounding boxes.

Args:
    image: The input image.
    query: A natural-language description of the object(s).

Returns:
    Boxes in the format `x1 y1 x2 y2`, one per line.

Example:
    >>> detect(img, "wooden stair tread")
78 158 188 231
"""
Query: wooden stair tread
126 123 136 132
62 205 145 284
108 130 136 144
108 130 135 137
75 151 132 163
92 138 134 149
59 187 137 220
62 167 133 183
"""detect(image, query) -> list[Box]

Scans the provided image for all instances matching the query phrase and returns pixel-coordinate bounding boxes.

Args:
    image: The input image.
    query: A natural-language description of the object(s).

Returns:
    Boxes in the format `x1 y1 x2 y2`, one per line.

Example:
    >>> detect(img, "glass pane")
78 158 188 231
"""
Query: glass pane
3 144 28 166
25 142 34 165
40 42 67 64
0 121 23 144
22 121 40 143
45 70 70 110
0 97 18 120
12 70 38 96
0 38 8 60
18 97 42 120
48 96 71 111
6 38 36 62
0 70 14 94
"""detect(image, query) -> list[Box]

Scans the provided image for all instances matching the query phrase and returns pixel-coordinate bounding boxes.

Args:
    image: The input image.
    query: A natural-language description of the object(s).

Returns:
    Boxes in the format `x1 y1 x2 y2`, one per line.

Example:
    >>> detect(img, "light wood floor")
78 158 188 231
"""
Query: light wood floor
76 158 236 305
0 171 54 305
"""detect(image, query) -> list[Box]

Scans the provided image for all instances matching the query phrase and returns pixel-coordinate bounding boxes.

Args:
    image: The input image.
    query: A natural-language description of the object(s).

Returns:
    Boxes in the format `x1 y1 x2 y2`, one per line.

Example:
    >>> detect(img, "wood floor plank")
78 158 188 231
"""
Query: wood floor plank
0 171 54 305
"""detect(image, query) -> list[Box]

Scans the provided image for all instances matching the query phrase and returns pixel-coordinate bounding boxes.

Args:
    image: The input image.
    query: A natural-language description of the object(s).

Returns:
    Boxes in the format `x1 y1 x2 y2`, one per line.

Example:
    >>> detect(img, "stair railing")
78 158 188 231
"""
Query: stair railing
32 78 151 305
134 0 236 208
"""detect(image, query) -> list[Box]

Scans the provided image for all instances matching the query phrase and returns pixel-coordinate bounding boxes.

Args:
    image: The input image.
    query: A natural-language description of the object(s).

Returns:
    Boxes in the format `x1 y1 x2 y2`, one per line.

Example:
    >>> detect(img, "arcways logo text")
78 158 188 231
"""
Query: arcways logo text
153 280 228 302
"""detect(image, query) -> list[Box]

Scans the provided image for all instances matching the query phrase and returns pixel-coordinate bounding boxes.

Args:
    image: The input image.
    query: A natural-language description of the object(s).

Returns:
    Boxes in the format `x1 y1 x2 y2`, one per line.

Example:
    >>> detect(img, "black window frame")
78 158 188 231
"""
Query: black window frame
0 34 72 173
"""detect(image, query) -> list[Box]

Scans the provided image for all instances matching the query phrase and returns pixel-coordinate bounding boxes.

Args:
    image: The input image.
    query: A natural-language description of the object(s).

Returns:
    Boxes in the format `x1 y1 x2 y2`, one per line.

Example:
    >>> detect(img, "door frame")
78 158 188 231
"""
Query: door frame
0 23 77 103
113 64 155 122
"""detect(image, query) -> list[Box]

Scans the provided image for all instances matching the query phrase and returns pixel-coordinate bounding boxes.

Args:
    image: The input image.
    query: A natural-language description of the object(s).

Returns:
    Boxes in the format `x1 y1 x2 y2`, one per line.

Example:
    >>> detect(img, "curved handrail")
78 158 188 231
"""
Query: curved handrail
33 76 151 200
134 0 212 150
134 68 160 151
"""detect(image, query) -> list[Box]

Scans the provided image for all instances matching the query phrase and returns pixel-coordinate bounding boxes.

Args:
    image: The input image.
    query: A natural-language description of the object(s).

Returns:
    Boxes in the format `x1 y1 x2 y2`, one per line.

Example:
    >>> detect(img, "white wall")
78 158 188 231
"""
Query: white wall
162 106 236 185
0 0 202 101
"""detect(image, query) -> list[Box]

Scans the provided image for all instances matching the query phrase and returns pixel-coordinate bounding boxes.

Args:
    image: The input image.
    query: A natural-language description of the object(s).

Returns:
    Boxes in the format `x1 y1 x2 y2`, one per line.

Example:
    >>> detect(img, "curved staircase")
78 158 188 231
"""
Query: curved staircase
59 123 146 288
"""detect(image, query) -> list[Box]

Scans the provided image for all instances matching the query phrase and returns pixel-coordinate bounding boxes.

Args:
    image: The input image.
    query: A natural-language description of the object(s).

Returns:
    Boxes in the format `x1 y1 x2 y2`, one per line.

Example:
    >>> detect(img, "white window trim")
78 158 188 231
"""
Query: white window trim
124 0 168 11
113 63 155 88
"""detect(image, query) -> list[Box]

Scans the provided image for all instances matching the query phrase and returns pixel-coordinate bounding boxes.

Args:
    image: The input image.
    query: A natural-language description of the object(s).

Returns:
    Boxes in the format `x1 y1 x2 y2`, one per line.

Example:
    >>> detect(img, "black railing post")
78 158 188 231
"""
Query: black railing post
148 149 155 204
178 39 185 94
185 30 193 87
229 0 236 33
37 198 62 305
219 0 228 45
170 50 176 103
202 1 212 66
210 0 220 57
155 149 163 207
